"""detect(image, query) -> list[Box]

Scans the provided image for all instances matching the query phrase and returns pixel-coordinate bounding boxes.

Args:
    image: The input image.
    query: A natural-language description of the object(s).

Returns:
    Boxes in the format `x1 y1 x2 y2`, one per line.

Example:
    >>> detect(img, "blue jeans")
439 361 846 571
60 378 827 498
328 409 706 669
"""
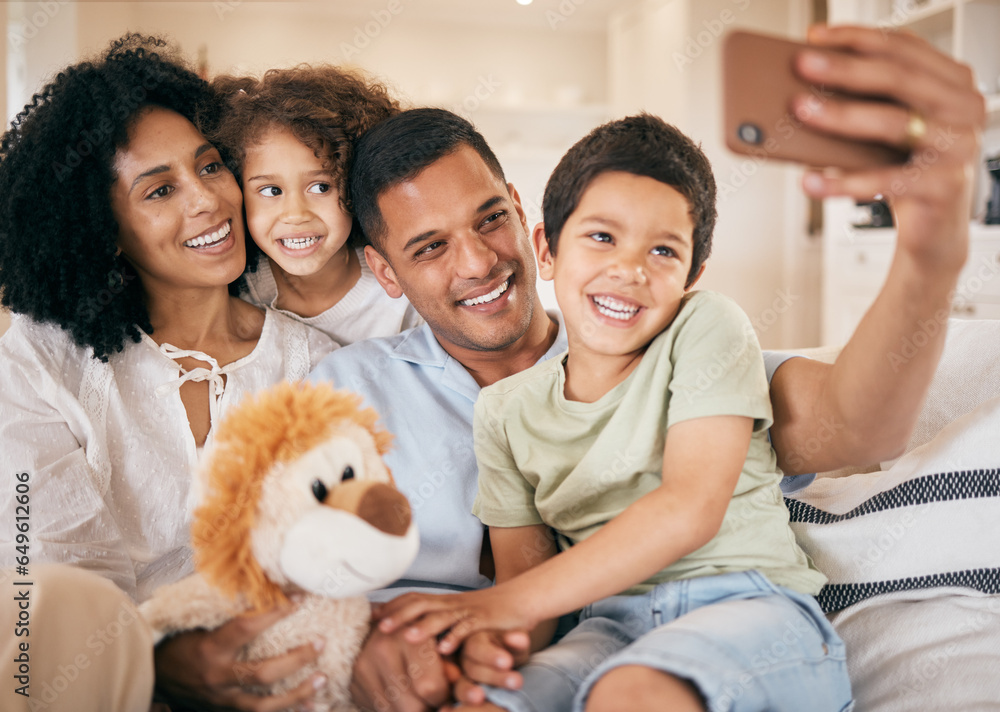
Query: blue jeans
481 571 853 712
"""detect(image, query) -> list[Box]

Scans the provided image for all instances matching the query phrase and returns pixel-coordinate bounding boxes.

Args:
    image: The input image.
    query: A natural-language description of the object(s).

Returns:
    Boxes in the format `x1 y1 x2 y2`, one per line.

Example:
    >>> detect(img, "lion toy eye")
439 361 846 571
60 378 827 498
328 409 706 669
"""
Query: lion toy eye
311 479 328 502
342 466 354 482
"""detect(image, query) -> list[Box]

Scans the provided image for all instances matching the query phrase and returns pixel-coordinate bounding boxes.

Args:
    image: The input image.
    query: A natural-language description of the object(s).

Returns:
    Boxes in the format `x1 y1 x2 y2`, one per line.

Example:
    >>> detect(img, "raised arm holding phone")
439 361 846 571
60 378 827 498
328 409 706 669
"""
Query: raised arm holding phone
344 24 985 712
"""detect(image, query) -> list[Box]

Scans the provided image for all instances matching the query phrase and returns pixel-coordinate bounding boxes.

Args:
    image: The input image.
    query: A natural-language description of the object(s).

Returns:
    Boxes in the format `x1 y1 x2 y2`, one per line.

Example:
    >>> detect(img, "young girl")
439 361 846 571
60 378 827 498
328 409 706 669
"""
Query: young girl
212 66 422 345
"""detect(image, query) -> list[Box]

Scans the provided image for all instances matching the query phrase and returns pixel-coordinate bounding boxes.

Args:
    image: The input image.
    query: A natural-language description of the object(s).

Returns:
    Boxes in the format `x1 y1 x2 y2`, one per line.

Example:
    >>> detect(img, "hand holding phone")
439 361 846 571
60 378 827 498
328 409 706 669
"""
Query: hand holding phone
722 30 909 170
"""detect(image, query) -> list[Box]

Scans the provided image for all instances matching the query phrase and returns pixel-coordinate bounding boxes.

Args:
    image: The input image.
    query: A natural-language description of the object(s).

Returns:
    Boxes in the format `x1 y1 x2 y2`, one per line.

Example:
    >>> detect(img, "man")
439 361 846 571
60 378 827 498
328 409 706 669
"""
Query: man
151 25 984 712
317 27 983 712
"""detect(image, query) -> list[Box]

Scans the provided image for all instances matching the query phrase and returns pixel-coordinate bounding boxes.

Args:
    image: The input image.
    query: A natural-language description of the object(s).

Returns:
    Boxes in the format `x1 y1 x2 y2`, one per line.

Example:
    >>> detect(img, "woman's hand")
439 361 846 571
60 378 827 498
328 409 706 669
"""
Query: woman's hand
154 606 325 712
375 588 536 655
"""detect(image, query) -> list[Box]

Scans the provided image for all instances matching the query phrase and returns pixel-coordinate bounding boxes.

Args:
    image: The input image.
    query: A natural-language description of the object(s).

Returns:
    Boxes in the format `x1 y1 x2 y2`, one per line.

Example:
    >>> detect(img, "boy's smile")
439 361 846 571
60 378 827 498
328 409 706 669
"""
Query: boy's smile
535 171 702 393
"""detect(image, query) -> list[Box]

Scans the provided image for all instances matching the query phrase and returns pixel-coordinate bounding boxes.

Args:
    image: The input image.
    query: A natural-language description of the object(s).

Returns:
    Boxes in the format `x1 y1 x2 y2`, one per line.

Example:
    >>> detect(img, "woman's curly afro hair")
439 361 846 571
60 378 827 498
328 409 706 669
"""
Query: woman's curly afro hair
209 64 399 265
0 34 227 361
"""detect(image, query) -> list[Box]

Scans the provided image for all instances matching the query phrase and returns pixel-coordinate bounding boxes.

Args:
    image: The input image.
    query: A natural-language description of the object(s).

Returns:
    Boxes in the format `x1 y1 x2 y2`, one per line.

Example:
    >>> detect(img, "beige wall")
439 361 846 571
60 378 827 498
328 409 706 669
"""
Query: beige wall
73 2 607 110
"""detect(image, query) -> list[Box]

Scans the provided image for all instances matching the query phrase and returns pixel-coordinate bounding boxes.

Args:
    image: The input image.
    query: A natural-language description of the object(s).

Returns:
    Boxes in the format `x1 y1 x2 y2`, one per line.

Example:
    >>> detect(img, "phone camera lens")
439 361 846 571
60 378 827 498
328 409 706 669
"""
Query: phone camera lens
737 123 763 145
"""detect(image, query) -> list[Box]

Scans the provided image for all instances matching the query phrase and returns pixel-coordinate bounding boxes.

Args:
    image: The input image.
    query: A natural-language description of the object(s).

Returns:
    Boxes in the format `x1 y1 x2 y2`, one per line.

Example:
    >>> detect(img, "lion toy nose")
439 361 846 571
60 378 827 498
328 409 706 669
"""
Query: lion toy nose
357 483 412 535
327 480 412 536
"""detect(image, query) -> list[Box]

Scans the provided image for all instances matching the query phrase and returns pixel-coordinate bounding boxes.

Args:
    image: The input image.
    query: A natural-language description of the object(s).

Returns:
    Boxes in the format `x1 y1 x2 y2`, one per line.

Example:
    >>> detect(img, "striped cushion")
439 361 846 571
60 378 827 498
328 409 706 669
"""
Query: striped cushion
786 397 1000 614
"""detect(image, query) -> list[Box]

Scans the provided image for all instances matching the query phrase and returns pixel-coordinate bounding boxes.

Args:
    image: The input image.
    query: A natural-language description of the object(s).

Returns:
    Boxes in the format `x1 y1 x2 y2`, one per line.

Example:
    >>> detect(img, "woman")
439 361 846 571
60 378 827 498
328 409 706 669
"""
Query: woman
0 35 331 711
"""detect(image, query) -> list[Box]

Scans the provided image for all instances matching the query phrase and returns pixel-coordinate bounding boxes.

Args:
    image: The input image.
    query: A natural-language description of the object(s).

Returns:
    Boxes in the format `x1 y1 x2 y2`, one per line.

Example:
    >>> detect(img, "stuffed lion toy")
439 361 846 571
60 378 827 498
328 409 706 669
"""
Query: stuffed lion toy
140 381 419 711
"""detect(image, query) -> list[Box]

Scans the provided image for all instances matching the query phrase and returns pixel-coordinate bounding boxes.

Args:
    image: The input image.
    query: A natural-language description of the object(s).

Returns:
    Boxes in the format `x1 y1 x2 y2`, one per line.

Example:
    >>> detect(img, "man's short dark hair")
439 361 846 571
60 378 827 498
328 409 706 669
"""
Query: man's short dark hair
349 108 505 251
542 113 716 286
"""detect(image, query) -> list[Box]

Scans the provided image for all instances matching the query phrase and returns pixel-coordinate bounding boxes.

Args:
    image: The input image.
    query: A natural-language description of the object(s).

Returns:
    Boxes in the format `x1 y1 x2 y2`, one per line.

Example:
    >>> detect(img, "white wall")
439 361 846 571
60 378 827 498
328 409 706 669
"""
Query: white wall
6 1 79 123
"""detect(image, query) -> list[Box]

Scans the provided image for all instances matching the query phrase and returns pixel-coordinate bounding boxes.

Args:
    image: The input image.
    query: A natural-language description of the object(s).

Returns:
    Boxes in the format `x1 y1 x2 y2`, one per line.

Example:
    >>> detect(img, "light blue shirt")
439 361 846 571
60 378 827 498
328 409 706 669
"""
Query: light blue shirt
308 321 810 600
309 313 568 600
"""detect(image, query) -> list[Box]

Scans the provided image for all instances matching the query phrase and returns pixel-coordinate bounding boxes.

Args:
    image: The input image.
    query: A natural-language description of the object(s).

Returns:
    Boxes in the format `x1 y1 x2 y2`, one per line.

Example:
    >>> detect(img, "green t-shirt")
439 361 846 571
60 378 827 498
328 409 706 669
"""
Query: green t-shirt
472 290 826 596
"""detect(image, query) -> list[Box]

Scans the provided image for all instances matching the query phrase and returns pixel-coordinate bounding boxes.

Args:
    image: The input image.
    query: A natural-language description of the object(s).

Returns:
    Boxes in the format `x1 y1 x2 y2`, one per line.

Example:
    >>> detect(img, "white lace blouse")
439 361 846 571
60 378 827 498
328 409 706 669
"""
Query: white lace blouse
0 310 336 602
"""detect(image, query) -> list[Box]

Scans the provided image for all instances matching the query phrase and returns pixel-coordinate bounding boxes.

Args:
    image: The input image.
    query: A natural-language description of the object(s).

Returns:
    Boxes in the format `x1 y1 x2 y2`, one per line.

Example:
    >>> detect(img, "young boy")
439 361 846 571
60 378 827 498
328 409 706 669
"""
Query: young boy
376 114 851 712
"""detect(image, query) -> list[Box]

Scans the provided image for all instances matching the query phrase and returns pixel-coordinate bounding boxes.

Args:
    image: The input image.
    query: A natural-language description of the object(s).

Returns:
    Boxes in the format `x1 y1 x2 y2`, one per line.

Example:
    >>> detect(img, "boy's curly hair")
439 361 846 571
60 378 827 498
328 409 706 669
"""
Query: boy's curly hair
210 65 400 263
0 33 227 361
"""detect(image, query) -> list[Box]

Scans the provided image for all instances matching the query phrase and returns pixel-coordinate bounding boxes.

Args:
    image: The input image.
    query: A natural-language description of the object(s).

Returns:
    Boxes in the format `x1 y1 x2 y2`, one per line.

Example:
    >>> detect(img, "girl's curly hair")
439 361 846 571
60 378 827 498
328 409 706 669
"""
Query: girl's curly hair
0 33 229 361
209 65 399 264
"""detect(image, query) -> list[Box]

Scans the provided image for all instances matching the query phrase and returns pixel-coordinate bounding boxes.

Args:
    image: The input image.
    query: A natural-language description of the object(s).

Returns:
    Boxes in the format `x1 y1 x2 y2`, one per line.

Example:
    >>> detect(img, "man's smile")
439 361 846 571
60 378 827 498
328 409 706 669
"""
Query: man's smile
459 277 511 307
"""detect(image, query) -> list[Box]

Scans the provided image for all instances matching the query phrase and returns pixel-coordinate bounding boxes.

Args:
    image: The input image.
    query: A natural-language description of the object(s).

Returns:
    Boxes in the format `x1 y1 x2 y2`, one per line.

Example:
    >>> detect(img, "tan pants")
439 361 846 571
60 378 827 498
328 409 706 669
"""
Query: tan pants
1 564 154 712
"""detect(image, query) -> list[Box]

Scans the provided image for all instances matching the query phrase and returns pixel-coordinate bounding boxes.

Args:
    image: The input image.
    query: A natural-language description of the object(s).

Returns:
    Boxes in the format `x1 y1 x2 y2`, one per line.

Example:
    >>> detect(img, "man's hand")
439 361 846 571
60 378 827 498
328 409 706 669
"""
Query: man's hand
350 625 452 712
794 24 983 267
769 24 986 476
154 606 325 712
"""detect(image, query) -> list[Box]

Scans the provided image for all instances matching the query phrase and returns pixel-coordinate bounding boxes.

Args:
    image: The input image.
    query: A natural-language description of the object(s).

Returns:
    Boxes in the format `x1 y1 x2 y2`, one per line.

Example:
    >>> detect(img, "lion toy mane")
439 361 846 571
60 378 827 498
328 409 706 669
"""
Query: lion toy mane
140 381 419 711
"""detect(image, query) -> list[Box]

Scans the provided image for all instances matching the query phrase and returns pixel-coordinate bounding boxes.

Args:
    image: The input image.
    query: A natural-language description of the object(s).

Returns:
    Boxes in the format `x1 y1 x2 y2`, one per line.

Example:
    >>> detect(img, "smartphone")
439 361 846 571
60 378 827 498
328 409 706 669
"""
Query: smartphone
722 30 909 170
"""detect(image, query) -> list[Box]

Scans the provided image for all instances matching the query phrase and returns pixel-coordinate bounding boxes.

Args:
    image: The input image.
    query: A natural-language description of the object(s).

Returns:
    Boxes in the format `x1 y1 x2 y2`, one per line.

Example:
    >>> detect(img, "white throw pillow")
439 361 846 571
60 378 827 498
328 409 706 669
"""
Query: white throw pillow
786 386 1000 710
888 318 1000 467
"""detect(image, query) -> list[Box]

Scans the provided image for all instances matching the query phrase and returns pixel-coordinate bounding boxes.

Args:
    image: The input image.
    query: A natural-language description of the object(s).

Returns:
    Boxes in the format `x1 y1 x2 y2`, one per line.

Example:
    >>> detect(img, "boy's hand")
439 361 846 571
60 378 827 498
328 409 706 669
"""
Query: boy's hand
794 24 984 269
375 589 535 654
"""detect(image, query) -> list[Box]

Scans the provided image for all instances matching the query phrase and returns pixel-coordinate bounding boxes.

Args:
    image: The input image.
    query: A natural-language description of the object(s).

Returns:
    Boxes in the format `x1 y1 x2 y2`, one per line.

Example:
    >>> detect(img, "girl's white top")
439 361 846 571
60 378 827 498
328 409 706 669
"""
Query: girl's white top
243 248 423 346
0 309 336 602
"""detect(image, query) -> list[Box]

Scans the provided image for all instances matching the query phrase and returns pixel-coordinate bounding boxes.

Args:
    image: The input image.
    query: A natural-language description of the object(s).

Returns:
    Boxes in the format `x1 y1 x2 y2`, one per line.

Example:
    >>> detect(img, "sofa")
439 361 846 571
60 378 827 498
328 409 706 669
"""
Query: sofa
786 318 1000 710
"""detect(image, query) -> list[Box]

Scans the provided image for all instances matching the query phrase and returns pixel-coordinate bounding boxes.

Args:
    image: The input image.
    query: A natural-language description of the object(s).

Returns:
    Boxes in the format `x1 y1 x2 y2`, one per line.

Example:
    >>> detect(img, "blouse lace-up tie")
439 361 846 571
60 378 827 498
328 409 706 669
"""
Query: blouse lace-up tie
153 343 230 425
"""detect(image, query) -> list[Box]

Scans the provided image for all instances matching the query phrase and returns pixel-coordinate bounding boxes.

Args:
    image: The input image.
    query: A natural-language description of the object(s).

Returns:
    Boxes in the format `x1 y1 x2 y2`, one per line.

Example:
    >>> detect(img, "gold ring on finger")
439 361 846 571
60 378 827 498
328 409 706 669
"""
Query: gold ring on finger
903 109 927 149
